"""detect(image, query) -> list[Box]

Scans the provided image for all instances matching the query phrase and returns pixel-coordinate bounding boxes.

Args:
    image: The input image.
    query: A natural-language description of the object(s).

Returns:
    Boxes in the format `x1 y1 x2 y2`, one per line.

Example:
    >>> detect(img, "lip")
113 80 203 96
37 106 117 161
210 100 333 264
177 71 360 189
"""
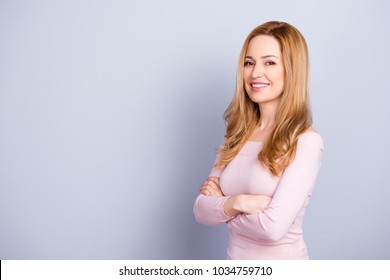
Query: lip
249 81 270 91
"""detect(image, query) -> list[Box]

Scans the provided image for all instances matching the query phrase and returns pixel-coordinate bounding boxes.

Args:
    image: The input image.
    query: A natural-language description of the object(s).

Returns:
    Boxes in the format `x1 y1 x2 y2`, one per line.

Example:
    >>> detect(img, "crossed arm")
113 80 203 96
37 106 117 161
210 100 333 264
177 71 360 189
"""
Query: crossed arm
194 133 324 241
200 176 272 217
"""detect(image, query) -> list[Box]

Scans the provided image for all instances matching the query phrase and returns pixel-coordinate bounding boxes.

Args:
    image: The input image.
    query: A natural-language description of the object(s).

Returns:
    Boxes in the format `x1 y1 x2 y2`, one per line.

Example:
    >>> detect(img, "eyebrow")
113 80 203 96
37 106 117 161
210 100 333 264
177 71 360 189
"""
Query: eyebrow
245 55 279 59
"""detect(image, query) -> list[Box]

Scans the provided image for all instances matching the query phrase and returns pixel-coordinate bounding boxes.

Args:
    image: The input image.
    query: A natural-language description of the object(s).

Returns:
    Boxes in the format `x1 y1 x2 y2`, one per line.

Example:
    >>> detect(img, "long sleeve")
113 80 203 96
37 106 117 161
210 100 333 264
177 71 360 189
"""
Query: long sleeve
193 195 232 226
227 133 324 242
193 162 234 226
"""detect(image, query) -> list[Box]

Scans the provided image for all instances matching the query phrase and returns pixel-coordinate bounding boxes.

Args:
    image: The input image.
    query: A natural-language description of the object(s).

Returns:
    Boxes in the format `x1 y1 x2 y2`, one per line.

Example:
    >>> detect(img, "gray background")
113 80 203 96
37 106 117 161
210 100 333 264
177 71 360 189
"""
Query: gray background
1 0 389 259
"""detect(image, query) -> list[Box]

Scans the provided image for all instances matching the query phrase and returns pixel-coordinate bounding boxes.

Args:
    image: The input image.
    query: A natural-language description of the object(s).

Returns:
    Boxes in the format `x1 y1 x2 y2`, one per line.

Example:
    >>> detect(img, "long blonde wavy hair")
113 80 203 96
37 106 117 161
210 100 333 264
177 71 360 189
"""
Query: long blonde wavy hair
216 21 312 176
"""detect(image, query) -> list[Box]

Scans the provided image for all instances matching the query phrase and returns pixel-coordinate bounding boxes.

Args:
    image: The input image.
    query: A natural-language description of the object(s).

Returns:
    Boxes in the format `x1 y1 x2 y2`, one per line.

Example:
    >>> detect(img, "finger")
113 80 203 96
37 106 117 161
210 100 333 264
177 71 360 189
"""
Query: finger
201 180 209 187
200 189 210 196
208 176 220 184
200 185 214 194
208 183 222 194
200 180 211 190
201 184 213 193
206 181 221 193
203 185 220 196
202 180 219 190
204 185 222 197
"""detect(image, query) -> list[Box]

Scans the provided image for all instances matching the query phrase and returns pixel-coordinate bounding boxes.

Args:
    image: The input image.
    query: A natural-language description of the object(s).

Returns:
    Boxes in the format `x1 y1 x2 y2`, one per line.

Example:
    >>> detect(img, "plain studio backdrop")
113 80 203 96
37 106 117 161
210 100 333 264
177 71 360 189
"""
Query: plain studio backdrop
1 0 389 259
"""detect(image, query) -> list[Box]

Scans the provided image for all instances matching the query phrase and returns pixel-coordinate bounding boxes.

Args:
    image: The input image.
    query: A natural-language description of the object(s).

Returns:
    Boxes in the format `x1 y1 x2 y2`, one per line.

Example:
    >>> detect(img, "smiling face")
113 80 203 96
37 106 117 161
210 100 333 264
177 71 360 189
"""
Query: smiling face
243 35 285 107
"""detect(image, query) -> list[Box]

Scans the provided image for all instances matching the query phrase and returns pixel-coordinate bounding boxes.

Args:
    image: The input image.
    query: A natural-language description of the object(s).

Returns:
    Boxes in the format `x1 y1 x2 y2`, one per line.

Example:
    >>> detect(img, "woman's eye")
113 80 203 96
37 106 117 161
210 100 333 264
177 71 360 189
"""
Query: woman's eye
244 61 254 66
265 61 276 66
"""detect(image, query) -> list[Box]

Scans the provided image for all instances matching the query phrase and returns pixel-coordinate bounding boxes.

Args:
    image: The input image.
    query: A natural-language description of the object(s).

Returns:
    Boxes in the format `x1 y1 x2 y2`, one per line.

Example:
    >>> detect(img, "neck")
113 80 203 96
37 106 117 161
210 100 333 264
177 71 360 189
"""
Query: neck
258 101 279 130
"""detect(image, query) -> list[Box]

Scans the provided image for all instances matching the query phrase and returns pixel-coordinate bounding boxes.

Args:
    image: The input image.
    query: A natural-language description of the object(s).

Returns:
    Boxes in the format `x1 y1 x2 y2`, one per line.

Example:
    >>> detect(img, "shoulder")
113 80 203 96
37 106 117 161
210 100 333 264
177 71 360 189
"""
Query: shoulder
297 128 324 150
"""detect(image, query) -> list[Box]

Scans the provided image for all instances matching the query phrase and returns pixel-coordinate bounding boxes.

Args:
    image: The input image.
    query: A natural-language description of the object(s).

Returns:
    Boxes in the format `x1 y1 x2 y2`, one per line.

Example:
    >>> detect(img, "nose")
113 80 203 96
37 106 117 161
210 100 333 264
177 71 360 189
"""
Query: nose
251 64 264 78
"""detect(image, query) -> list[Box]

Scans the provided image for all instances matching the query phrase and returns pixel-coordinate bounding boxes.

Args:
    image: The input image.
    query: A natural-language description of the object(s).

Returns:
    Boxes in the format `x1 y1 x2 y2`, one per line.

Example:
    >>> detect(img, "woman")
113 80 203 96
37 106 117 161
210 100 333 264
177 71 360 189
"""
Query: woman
193 21 324 260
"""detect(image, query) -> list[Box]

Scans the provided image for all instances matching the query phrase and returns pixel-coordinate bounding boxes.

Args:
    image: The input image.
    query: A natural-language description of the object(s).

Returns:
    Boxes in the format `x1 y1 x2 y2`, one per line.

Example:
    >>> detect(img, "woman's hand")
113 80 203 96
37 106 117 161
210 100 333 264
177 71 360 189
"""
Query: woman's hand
199 177 272 217
200 176 224 197
235 194 272 214
224 194 272 217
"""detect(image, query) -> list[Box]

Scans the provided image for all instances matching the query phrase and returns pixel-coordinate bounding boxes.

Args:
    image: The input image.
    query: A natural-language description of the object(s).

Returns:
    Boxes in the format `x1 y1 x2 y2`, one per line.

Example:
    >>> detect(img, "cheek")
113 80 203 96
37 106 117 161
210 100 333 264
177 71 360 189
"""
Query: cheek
243 69 251 82
274 79 285 94
243 71 252 88
271 69 285 88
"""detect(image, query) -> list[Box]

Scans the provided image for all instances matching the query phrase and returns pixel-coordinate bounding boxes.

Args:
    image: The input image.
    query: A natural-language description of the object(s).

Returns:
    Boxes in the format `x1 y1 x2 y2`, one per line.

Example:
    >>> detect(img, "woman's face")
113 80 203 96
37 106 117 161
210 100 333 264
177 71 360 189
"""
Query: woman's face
243 35 285 106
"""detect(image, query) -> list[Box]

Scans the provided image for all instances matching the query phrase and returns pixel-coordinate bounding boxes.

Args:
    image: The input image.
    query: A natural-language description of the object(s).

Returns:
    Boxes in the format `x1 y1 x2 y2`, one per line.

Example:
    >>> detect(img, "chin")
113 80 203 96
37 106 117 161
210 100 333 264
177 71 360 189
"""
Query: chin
248 93 283 105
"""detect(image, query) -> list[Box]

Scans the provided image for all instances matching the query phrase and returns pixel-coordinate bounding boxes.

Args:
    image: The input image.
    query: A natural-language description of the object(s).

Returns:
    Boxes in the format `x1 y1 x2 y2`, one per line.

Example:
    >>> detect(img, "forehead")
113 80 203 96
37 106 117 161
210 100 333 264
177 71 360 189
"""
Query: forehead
246 35 281 56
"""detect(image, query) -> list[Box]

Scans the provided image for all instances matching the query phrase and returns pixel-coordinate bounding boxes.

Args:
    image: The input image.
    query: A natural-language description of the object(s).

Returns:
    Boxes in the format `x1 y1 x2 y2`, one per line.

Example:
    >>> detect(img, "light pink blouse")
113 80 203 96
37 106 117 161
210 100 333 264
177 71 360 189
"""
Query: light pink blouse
193 132 324 259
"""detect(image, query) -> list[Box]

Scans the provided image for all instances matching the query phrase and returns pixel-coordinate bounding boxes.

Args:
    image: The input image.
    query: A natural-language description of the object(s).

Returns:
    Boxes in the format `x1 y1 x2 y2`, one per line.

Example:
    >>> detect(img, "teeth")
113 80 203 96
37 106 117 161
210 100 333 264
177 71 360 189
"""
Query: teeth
251 83 269 88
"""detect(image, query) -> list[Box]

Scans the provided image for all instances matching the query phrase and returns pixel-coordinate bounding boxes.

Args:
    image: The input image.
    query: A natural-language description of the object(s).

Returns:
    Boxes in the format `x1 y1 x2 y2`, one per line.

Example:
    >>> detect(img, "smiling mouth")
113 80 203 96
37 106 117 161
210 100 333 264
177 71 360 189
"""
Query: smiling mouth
251 83 270 88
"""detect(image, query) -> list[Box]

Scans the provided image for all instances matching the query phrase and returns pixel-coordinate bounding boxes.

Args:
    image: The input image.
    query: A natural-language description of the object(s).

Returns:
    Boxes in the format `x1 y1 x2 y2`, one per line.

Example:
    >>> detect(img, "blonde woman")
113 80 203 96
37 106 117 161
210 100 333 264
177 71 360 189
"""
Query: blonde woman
193 21 324 260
